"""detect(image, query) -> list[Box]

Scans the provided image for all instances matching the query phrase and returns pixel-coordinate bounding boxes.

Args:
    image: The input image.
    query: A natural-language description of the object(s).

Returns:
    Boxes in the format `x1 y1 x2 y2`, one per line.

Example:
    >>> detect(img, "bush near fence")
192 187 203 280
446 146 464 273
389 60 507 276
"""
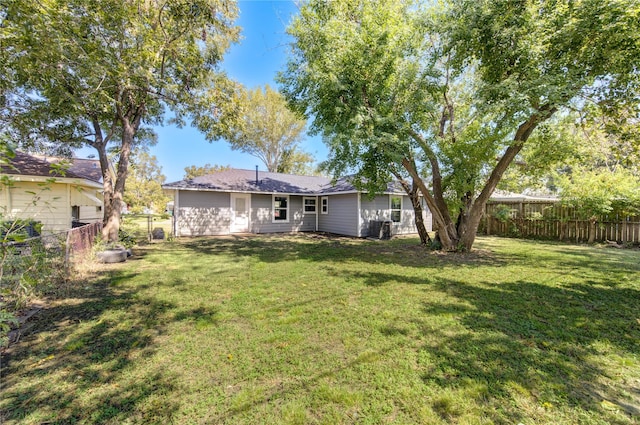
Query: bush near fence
482 201 640 244
1 222 103 311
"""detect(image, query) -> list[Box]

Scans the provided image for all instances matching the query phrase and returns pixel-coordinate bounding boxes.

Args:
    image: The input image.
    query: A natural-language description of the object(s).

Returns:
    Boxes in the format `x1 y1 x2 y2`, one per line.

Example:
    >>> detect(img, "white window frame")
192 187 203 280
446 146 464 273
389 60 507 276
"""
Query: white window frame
272 194 290 223
390 195 402 223
320 196 329 214
303 197 317 214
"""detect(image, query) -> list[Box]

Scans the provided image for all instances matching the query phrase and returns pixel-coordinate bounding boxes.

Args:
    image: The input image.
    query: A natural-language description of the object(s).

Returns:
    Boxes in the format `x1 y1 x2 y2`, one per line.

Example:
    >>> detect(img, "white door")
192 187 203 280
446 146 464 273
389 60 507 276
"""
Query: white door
230 194 251 233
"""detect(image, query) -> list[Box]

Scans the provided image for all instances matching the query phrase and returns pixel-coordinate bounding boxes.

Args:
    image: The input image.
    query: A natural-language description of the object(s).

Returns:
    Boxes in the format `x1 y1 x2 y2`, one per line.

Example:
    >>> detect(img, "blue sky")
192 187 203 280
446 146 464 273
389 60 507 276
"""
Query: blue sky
81 1 326 182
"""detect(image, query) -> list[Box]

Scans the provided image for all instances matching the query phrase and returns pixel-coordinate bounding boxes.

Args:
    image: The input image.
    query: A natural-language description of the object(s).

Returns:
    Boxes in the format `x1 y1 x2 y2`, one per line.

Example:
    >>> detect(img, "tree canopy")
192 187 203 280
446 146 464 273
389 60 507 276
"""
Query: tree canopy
198 84 313 173
279 0 640 251
183 163 231 179
123 149 170 214
1 0 240 241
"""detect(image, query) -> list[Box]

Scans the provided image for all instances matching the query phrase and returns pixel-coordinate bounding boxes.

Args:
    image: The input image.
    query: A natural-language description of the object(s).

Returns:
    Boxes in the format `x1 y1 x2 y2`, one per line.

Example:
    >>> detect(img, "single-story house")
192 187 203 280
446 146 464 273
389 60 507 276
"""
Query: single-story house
0 152 104 233
163 169 432 238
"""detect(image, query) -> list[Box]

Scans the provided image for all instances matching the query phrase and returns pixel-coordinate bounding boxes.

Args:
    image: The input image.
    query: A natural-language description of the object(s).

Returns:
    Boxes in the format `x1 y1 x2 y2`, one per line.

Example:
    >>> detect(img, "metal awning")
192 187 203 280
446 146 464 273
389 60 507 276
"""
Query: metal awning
82 191 102 205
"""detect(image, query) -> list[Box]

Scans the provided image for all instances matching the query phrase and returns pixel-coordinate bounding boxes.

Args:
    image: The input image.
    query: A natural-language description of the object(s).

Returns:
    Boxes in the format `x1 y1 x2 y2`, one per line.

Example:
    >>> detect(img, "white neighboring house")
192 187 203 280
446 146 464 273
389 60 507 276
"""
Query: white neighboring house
0 152 104 234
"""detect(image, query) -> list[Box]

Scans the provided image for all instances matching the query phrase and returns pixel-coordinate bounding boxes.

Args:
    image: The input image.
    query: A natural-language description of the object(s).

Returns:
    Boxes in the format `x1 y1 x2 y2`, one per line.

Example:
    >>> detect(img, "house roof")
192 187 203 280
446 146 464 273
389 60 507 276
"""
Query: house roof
163 168 406 195
1 151 92 181
32 155 102 183
164 169 331 194
490 190 559 203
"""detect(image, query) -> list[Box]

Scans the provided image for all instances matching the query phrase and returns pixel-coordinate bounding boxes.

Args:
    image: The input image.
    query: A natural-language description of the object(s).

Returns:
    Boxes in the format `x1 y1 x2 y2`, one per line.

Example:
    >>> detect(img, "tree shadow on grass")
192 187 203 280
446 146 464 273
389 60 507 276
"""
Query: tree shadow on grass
417 277 640 423
179 234 508 269
320 266 640 423
0 271 181 424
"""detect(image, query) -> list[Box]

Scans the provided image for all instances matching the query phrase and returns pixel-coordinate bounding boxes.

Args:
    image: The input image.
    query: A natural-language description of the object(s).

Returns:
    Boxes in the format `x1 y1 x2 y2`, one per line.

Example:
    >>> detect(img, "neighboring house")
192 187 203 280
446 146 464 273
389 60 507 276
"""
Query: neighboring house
490 189 559 204
34 155 103 184
163 169 432 238
0 152 103 233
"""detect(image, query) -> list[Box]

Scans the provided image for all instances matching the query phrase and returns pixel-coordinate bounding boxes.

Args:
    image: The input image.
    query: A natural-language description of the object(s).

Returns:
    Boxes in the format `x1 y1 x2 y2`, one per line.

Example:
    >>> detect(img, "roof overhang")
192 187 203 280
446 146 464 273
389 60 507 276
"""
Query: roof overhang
1 173 103 190
162 185 407 197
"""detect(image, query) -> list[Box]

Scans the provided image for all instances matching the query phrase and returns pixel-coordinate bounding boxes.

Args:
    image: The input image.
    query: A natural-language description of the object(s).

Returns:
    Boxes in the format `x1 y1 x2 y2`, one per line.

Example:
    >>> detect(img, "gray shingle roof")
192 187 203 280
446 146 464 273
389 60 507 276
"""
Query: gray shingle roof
163 169 406 195
164 169 332 194
33 155 103 183
1 151 90 181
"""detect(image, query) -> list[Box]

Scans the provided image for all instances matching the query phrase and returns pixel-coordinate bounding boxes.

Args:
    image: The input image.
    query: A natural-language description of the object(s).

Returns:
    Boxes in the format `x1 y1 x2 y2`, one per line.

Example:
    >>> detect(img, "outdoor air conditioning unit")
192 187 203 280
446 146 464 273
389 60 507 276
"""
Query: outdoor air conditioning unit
369 220 392 240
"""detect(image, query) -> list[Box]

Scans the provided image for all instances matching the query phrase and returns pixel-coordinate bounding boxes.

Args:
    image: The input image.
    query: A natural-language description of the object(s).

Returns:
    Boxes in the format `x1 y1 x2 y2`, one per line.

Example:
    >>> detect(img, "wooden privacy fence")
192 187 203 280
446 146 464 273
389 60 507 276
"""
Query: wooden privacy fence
65 221 103 259
483 201 640 244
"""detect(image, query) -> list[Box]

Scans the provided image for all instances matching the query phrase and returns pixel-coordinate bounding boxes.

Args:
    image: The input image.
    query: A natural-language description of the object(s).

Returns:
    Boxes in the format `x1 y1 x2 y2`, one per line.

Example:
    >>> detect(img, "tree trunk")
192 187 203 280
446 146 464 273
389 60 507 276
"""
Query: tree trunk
401 157 458 250
95 143 118 242
588 217 596 244
404 106 556 252
390 169 432 246
457 201 486 251
101 103 143 242
408 179 431 245
411 196 431 246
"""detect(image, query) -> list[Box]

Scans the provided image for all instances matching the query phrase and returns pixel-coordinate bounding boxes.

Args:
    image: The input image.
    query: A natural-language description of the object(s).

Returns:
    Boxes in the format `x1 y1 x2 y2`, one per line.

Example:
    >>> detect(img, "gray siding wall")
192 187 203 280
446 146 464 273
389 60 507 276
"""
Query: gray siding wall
394 195 418 235
359 194 433 236
251 194 316 233
318 194 359 237
359 195 390 237
175 190 432 238
176 191 230 236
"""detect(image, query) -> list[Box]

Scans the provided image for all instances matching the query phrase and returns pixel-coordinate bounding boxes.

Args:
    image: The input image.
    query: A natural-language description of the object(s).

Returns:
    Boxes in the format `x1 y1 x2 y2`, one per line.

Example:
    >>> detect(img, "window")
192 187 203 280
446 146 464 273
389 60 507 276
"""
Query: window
321 196 328 214
390 196 402 223
303 197 317 214
273 195 289 222
71 205 80 222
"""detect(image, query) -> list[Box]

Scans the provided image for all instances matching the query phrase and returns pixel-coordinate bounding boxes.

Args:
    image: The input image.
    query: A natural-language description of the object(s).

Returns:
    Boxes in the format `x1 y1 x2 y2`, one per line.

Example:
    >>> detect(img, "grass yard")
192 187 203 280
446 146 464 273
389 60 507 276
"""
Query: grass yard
1 235 639 424
120 213 173 243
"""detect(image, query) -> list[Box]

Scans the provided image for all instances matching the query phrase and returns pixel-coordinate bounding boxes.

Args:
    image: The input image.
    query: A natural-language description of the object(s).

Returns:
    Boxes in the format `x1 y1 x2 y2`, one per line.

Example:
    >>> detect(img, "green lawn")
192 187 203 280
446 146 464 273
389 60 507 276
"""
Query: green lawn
2 235 639 424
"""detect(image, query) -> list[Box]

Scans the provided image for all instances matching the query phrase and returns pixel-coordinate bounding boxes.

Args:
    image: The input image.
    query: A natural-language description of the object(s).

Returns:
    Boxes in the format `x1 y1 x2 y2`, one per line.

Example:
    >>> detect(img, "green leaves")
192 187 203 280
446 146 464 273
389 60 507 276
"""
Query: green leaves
200 84 310 173
2 0 241 241
123 149 169 214
559 167 640 218
280 0 640 250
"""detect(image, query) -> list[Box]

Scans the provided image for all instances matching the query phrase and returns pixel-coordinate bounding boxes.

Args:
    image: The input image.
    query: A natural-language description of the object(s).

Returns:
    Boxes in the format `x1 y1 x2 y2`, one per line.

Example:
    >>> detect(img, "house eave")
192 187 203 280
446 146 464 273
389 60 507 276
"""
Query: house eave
162 186 407 197
1 173 103 189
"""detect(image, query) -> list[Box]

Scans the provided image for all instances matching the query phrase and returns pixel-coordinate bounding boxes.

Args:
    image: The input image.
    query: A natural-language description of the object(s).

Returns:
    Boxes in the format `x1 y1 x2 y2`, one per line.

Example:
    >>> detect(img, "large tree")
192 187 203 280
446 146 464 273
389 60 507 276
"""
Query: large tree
123 149 170 214
1 0 240 241
279 0 639 251
199 84 312 173
184 163 231 180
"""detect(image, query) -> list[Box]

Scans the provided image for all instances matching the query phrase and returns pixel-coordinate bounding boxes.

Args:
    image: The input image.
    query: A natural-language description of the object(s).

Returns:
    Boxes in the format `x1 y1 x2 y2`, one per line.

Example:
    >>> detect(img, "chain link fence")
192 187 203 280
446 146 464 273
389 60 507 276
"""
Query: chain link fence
1 222 102 311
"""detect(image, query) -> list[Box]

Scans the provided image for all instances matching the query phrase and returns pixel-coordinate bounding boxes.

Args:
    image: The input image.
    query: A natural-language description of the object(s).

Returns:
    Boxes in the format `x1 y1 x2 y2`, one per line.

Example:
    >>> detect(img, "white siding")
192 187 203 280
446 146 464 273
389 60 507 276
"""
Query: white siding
318 194 359 236
0 181 70 233
71 188 103 223
176 191 231 236
78 206 102 223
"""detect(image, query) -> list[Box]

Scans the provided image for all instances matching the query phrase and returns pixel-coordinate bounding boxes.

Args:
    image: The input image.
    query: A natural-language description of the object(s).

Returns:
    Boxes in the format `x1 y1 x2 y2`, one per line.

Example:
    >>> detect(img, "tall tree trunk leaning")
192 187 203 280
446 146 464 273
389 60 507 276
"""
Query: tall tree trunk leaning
392 169 431 245
102 104 144 242
404 107 556 251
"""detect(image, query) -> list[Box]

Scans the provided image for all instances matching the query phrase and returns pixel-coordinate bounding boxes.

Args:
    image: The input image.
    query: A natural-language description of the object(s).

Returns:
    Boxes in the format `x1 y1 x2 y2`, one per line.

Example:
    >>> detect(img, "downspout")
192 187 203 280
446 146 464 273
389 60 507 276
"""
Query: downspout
315 195 319 232
5 181 12 213
67 183 72 229
356 192 362 237
173 189 179 238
